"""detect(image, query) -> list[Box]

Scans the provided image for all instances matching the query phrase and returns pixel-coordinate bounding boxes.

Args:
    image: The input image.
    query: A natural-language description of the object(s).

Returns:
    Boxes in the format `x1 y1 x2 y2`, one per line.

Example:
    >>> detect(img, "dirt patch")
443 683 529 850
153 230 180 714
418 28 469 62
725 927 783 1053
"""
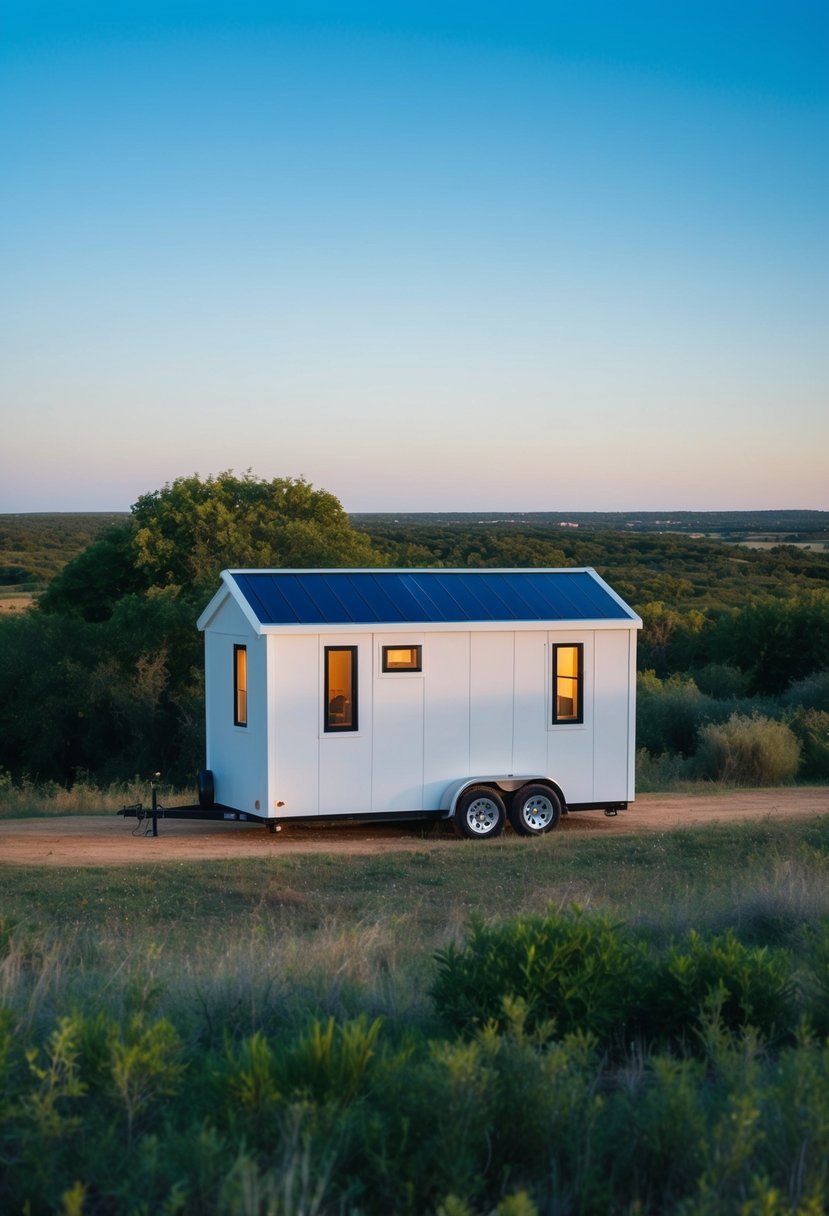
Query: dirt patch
0 788 826 867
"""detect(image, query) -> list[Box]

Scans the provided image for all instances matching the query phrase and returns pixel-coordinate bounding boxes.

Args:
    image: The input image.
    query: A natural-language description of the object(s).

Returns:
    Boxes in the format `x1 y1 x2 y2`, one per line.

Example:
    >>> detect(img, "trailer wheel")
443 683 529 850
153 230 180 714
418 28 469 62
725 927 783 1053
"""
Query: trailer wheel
509 784 561 836
197 769 215 809
455 786 506 840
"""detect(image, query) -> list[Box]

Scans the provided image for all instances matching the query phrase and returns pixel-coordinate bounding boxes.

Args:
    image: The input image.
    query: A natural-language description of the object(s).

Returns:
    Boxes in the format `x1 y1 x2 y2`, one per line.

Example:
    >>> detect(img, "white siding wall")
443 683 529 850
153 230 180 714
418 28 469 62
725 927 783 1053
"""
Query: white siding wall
593 629 635 802
470 632 515 774
203 596 268 814
269 635 319 816
207 619 638 817
546 632 595 803
422 633 471 809
512 632 548 775
372 634 425 811
318 634 373 815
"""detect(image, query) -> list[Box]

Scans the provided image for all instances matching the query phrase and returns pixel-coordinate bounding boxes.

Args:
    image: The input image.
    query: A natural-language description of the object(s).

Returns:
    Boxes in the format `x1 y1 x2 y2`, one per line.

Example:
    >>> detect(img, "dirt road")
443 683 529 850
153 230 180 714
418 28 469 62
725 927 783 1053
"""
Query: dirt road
0 788 826 867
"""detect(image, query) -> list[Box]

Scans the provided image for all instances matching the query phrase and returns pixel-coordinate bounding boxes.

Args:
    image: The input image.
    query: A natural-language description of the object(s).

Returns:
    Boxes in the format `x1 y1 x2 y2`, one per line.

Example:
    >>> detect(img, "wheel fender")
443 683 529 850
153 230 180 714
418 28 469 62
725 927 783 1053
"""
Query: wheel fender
441 776 567 818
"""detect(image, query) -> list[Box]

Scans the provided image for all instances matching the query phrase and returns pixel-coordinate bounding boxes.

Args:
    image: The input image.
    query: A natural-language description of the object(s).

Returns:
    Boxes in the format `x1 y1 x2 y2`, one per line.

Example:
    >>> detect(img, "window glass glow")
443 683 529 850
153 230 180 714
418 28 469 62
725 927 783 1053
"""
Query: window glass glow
553 644 583 723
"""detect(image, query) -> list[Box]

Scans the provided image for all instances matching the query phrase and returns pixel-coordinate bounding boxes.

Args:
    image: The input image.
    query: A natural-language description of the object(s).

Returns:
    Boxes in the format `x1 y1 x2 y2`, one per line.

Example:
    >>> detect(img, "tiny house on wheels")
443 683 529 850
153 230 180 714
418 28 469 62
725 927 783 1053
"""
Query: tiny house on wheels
194 568 641 839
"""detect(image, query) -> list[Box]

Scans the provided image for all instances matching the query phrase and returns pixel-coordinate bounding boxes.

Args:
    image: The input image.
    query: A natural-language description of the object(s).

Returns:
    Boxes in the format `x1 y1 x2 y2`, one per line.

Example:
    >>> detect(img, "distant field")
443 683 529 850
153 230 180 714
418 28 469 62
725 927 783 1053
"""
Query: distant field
0 511 127 596
0 594 34 613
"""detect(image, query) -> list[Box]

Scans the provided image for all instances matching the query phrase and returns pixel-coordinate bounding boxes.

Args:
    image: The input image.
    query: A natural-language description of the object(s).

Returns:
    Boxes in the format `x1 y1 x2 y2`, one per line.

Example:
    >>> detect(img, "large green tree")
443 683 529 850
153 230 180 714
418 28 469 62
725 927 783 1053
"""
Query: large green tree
42 472 382 620
3 474 383 784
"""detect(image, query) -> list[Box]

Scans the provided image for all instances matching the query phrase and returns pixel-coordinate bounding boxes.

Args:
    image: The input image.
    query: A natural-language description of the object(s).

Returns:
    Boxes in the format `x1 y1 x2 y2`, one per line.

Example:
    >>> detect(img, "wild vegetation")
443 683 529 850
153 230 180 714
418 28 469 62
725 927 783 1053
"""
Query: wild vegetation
2 488 829 1211
0 512 125 597
0 474 381 786
3 815 829 1213
1 482 827 791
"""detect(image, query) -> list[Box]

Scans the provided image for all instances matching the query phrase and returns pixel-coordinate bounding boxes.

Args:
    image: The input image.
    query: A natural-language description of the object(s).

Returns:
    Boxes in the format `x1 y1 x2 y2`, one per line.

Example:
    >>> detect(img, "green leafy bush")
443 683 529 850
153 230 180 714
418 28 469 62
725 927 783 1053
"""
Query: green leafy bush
655 929 795 1043
784 669 829 713
787 708 829 780
431 907 654 1043
695 713 801 785
692 662 751 699
637 671 721 756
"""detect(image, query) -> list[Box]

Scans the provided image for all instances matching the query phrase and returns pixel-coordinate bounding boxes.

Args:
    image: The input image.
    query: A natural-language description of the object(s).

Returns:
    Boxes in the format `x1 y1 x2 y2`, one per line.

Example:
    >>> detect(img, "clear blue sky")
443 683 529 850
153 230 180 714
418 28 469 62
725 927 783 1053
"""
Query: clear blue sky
2 1 827 512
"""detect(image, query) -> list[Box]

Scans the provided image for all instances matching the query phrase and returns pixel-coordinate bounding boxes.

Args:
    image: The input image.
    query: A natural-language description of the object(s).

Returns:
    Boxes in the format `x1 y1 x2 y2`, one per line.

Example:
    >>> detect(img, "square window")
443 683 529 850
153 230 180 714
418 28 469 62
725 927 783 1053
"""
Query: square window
382 645 422 672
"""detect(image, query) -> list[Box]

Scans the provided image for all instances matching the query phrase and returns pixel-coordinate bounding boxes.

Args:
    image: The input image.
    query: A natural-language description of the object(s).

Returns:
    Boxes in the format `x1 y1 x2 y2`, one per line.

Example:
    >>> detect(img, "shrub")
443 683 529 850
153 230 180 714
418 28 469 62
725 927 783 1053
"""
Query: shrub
431 907 654 1043
637 671 720 756
695 714 801 785
784 669 829 713
786 709 829 781
692 663 750 699
655 929 796 1044
635 747 692 792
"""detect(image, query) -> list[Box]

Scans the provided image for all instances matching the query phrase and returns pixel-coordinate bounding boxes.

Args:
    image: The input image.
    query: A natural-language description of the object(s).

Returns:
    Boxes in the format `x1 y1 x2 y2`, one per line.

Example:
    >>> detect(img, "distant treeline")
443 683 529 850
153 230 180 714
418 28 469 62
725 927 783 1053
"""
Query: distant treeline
353 508 829 537
2 508 828 597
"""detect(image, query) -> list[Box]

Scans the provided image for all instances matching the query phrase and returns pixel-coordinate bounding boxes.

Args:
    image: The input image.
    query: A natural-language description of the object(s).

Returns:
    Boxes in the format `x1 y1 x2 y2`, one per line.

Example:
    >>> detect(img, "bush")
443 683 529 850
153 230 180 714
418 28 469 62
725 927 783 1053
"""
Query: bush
431 907 654 1043
786 708 829 781
695 714 801 785
635 748 693 792
637 671 720 756
655 929 795 1044
692 663 750 699
784 670 829 713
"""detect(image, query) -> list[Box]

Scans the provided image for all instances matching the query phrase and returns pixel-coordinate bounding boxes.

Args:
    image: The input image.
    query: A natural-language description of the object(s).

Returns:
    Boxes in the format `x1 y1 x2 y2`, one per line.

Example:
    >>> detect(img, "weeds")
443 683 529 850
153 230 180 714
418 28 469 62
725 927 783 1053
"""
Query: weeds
0 769 195 818
2 817 829 1211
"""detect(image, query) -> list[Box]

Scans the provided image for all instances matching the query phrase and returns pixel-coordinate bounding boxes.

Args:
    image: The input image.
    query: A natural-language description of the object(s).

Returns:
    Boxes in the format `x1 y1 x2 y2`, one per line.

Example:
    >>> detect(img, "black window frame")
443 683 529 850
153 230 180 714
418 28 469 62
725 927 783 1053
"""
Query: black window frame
324 645 359 733
233 644 248 728
381 644 423 673
552 642 584 725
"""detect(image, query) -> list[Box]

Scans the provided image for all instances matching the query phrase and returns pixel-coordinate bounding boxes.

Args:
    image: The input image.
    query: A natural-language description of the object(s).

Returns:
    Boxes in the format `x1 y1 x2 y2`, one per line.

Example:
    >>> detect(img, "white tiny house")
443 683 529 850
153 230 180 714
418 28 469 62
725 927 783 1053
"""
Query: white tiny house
195 568 642 838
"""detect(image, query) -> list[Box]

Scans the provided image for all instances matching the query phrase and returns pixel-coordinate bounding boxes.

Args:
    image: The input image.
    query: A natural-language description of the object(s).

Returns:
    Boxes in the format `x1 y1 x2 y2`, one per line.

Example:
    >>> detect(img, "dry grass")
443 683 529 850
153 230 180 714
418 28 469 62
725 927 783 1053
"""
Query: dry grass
0 594 34 613
0 773 195 818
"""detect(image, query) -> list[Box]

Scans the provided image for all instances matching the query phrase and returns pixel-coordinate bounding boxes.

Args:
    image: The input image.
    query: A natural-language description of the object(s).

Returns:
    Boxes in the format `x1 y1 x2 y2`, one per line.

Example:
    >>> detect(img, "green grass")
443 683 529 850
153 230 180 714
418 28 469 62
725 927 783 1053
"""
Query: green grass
4 815 829 975
3 815 829 1214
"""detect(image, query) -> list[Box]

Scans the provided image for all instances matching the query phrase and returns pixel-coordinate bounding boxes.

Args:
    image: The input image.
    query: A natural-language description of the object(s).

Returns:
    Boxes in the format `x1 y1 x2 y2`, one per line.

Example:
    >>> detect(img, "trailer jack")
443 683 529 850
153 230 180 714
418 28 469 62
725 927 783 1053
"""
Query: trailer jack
120 776 271 836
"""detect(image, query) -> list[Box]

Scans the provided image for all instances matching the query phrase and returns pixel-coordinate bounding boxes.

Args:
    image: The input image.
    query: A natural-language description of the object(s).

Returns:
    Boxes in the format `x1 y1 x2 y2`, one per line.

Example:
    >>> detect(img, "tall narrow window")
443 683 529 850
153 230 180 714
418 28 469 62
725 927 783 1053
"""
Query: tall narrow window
325 646 358 732
234 644 247 727
552 644 583 724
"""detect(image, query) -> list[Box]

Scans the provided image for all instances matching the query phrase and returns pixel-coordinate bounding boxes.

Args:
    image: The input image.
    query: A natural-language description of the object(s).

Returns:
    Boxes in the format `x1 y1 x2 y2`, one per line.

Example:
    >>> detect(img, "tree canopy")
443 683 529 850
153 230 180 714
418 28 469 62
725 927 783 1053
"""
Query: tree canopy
41 472 382 620
3 474 384 784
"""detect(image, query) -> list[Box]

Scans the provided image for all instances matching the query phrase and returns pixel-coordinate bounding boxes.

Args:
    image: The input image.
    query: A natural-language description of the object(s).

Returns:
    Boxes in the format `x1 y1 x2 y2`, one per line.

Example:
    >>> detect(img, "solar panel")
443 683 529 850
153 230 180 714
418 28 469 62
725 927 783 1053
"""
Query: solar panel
226 570 636 627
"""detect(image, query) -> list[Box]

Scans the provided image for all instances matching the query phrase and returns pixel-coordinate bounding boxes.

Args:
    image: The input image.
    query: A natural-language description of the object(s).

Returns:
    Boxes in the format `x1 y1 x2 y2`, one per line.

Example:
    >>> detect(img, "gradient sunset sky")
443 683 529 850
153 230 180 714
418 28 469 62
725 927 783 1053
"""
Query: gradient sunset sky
2 1 827 513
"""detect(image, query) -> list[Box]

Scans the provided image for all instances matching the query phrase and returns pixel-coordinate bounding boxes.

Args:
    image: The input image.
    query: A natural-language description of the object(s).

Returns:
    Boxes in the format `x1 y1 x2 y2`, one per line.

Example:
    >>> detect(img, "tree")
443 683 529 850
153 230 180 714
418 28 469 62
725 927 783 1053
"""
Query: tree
11 473 383 784
39 523 147 621
710 594 829 694
130 471 381 596
40 472 383 623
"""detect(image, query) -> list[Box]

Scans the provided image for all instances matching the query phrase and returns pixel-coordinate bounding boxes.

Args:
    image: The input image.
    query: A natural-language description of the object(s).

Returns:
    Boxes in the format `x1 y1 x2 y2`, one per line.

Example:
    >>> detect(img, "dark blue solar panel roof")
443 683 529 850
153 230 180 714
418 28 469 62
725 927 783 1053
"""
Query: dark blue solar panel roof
226 570 637 627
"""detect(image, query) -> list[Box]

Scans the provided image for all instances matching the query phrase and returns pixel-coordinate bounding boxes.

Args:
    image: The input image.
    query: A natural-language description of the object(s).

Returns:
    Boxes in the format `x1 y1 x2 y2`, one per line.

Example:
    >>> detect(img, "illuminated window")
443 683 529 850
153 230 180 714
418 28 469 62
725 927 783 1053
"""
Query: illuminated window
382 645 422 672
325 646 358 732
552 644 583 723
234 645 247 727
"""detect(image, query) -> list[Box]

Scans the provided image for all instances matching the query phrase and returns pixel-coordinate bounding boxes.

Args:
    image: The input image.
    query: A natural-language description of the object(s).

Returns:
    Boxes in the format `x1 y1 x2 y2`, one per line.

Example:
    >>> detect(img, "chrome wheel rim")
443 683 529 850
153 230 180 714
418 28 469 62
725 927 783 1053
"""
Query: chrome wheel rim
521 795 554 830
465 797 500 834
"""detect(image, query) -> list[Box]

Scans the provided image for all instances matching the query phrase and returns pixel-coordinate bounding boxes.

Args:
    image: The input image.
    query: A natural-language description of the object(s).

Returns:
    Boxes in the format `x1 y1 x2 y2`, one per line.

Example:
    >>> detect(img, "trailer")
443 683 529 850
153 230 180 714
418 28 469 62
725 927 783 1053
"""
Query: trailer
136 567 640 840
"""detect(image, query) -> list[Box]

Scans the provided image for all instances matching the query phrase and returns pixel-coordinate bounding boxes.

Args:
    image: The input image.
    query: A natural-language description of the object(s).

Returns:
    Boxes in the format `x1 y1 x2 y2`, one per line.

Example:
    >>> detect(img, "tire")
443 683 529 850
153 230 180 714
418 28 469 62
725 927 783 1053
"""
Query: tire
509 783 561 836
454 786 506 840
197 769 215 809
